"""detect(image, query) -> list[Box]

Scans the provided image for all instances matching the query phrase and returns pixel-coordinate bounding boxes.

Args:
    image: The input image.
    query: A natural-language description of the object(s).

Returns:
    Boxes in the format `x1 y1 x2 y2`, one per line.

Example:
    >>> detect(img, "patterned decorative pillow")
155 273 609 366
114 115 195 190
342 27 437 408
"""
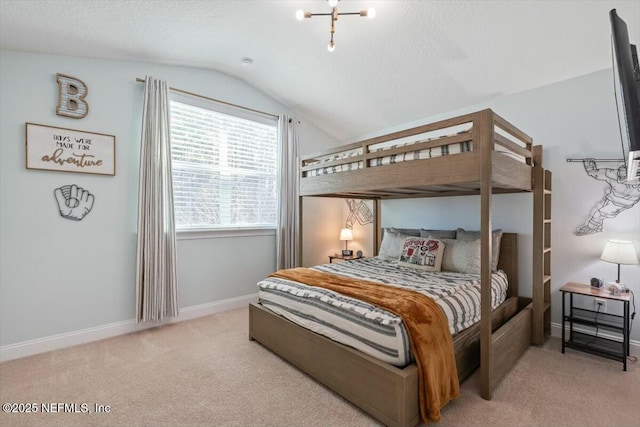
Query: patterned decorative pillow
398 237 445 271
456 228 503 271
440 238 481 274
419 229 457 239
379 229 415 258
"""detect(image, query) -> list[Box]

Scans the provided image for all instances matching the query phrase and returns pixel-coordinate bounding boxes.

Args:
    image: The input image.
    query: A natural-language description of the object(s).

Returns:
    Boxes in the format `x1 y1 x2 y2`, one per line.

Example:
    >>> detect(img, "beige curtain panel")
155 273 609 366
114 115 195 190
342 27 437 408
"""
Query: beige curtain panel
135 76 179 322
276 115 300 270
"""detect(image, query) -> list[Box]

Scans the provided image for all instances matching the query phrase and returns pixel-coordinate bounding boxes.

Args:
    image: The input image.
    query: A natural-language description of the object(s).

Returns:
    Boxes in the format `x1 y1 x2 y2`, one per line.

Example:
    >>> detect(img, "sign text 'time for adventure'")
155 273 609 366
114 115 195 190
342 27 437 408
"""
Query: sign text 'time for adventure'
26 123 116 176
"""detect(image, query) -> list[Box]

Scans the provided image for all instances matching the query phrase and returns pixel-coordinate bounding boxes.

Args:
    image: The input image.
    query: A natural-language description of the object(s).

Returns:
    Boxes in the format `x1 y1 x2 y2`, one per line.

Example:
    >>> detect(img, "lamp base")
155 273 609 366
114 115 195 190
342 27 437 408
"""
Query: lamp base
342 250 353 256
607 282 621 295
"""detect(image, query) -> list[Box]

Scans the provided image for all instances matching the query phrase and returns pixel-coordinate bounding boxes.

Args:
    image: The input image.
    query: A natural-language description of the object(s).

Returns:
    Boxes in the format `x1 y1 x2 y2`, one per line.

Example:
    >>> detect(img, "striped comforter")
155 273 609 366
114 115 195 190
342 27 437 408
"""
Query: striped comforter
304 139 473 178
257 257 508 367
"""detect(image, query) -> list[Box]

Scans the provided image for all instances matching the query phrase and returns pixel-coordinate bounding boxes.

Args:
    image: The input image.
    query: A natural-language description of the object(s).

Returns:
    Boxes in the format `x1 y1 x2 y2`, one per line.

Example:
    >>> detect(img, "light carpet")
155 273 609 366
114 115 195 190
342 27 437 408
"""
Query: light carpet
0 306 638 427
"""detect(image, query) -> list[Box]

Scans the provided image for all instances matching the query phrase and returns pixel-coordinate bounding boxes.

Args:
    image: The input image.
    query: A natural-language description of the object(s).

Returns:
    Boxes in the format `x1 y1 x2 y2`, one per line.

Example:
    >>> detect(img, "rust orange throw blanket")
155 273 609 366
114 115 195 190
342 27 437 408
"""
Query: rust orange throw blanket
269 268 460 423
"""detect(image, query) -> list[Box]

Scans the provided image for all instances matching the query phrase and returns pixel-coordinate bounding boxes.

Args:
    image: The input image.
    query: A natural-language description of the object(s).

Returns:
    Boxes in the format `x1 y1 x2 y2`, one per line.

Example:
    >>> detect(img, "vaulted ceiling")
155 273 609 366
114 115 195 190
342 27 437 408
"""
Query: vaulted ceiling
1 0 638 140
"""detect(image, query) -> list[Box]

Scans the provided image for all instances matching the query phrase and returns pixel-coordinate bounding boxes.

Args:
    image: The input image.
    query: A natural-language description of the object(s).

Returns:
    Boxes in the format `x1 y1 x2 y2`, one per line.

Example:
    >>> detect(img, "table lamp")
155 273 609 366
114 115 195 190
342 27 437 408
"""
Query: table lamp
600 239 638 290
340 228 353 256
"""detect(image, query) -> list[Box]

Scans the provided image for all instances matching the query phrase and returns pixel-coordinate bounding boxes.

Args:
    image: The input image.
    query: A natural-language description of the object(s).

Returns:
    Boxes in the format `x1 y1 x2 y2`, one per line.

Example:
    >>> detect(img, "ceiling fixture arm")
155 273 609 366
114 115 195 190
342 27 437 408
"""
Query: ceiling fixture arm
296 0 375 52
329 8 336 52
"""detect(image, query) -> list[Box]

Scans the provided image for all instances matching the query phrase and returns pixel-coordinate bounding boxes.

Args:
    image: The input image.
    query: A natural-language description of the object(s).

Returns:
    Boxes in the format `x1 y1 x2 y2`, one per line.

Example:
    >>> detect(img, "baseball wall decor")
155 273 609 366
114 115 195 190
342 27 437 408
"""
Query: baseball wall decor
56 73 88 119
25 123 116 176
54 184 95 221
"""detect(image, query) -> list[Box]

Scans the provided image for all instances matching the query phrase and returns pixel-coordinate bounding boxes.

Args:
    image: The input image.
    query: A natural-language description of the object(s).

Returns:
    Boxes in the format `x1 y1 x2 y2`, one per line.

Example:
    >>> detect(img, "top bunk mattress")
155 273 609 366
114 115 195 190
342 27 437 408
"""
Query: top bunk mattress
303 129 473 178
257 257 508 367
302 127 527 178
298 110 536 197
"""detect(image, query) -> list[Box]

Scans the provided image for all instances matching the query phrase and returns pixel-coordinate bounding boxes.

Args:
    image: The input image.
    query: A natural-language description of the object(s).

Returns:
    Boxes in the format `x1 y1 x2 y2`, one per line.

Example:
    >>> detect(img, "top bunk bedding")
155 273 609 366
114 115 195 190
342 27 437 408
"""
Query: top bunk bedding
303 129 476 177
299 109 535 198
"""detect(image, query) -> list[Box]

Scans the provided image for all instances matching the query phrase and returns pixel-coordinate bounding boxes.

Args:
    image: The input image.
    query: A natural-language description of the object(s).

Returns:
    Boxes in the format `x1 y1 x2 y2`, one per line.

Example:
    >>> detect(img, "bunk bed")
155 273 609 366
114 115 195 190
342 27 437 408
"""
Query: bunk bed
248 109 552 427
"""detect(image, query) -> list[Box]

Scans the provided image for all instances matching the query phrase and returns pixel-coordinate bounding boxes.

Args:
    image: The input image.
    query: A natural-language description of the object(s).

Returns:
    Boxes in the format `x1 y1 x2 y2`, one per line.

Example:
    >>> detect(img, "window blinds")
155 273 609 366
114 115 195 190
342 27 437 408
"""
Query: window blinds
170 100 278 230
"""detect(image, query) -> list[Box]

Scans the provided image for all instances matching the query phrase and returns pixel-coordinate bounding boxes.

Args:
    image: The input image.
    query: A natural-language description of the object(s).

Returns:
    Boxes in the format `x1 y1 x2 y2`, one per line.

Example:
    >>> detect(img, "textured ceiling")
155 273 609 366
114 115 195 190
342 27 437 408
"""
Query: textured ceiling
1 0 639 141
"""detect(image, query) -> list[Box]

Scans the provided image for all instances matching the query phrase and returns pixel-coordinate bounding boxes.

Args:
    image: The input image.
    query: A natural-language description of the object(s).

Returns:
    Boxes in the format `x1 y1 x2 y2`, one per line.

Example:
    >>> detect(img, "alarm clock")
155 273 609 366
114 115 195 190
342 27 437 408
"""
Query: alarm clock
590 277 603 288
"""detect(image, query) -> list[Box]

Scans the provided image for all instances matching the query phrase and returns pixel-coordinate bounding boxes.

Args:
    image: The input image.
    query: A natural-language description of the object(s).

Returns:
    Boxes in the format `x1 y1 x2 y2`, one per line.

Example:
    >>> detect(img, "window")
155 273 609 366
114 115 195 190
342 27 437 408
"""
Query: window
170 99 278 231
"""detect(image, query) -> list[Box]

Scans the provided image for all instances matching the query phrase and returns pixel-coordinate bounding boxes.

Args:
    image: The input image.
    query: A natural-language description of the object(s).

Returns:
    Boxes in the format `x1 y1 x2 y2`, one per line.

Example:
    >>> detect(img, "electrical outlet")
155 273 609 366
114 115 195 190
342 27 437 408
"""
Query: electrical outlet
594 298 607 312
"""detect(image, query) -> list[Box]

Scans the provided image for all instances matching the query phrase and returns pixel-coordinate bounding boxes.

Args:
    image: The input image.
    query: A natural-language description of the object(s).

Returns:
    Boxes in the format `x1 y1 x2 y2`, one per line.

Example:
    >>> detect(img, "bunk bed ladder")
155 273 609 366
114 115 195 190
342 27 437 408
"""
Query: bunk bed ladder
532 146 552 345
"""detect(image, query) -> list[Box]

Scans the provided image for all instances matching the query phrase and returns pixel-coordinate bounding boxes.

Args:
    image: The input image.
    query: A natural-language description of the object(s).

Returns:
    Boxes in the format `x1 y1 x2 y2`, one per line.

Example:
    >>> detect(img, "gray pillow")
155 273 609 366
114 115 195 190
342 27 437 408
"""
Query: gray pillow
419 229 457 239
456 228 503 271
388 227 420 237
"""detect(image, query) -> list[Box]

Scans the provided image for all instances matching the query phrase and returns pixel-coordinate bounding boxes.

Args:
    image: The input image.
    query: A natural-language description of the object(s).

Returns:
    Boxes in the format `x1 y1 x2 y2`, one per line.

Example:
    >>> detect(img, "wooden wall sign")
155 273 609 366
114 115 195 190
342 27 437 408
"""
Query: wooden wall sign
56 73 88 119
26 123 116 176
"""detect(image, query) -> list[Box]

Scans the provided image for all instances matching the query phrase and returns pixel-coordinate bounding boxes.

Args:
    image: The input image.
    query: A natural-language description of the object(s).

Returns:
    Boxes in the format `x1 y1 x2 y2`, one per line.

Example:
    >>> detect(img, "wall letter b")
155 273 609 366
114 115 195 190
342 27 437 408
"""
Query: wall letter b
56 74 88 119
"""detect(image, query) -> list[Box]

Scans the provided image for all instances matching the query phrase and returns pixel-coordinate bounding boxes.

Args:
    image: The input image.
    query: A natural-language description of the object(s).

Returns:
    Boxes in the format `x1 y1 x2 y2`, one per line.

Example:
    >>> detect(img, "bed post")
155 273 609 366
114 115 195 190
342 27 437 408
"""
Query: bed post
297 195 303 267
374 199 382 256
478 109 494 400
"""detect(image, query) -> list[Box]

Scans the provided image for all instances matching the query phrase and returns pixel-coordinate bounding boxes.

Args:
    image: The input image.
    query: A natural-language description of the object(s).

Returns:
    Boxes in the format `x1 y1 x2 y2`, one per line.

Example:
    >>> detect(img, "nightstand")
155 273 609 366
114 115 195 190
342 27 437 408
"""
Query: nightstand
560 282 631 371
329 254 364 263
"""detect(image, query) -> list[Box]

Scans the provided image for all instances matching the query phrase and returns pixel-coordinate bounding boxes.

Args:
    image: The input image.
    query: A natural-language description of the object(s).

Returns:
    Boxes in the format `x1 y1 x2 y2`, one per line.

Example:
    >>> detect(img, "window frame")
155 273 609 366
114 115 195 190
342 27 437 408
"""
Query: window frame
169 93 279 239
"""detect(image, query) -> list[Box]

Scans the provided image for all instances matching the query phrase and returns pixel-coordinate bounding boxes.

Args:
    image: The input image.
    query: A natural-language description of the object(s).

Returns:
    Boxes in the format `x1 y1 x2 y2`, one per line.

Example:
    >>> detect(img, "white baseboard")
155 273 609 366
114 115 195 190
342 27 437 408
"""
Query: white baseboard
550 321 639 356
0 293 258 363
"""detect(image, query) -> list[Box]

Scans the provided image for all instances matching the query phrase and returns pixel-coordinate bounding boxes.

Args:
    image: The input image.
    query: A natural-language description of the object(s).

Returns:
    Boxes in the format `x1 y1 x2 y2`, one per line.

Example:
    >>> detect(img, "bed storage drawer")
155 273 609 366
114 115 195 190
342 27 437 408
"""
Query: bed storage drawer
249 302 420 427
489 300 532 391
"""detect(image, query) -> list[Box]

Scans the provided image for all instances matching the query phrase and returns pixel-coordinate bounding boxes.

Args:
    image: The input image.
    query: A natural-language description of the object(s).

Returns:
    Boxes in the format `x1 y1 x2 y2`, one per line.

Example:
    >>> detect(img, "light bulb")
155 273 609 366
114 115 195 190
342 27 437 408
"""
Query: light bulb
327 41 336 52
367 8 376 19
328 0 339 8
295 9 304 20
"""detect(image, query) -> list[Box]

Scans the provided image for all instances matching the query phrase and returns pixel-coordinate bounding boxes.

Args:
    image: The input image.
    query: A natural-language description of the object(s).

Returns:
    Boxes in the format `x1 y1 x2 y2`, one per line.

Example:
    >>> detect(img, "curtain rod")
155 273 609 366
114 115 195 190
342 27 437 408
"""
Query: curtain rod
135 77 279 119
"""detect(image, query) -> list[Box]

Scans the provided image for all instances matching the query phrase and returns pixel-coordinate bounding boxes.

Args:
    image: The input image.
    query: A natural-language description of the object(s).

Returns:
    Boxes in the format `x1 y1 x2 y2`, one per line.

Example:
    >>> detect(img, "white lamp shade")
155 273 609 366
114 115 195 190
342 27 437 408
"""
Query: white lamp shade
600 240 639 265
340 228 353 241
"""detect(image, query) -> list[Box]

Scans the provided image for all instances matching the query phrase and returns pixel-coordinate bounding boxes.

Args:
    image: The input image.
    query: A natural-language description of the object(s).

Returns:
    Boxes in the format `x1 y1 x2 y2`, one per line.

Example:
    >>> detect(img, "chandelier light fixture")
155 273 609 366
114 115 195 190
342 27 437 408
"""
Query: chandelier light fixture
296 0 376 52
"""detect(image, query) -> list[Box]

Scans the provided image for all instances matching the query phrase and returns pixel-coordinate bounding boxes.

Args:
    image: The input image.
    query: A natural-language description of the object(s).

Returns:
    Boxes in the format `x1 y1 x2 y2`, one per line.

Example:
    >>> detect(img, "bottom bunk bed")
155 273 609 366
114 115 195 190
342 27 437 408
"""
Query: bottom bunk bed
249 233 532 427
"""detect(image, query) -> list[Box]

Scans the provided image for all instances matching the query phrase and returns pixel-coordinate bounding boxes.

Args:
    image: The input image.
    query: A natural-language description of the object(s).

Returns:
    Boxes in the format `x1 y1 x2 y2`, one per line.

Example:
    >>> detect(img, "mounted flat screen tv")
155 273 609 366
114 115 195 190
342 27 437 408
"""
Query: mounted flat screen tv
610 9 640 181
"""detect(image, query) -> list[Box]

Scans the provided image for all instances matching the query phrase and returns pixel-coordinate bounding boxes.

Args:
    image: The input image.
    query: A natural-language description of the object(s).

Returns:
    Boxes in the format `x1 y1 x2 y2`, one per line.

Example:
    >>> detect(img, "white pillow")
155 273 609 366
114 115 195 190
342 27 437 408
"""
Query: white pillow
398 237 445 271
440 238 481 274
378 230 413 258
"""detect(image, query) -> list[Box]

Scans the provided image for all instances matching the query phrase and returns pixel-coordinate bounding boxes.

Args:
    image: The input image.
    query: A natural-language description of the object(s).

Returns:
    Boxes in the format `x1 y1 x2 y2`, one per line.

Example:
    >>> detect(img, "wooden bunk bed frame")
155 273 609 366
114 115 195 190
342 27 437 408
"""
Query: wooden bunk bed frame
249 109 551 427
